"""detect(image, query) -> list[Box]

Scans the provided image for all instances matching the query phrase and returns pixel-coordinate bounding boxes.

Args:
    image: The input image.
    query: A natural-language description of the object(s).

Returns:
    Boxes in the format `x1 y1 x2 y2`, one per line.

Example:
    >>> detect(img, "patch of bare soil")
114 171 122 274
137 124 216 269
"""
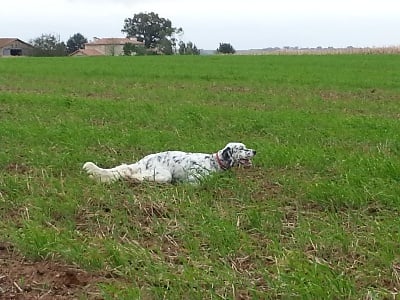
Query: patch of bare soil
0 242 111 300
4 163 31 175
234 166 283 200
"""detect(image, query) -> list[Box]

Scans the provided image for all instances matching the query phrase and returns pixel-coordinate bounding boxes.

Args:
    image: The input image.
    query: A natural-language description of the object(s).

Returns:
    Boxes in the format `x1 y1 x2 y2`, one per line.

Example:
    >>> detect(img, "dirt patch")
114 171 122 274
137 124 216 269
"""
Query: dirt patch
4 163 31 175
0 242 112 299
235 166 283 200
227 253 270 298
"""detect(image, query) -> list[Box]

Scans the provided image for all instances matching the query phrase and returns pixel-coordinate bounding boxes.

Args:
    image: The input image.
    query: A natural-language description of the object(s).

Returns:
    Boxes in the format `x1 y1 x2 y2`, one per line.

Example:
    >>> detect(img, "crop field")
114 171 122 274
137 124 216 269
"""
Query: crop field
0 54 400 299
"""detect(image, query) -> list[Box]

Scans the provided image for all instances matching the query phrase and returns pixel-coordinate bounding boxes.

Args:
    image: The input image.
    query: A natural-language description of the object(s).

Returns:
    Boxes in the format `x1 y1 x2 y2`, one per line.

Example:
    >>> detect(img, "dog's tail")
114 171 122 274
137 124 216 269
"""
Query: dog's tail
83 162 131 183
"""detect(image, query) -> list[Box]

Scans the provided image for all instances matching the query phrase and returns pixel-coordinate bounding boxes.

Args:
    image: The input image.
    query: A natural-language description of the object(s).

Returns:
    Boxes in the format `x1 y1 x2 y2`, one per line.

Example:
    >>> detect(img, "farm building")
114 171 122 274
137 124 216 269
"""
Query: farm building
0 38 34 57
70 37 144 56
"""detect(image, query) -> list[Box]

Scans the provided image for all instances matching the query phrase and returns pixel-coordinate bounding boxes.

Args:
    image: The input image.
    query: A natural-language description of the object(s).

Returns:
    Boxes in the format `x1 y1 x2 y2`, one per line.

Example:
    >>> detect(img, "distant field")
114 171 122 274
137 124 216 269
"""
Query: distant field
1 55 400 299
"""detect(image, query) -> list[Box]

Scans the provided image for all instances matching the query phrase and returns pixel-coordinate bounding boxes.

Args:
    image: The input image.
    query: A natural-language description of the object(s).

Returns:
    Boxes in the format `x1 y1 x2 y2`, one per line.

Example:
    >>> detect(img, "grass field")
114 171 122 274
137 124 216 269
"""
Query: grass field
1 55 400 299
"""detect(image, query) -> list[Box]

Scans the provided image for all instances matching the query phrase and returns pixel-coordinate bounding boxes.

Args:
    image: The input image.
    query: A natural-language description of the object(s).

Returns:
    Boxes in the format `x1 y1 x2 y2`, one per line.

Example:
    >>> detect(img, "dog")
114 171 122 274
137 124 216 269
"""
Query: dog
83 142 256 184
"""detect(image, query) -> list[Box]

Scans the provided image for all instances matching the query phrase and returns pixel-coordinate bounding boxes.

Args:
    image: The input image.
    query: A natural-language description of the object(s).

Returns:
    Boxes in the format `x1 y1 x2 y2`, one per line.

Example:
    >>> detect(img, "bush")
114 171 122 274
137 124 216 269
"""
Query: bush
217 43 236 54
123 43 148 56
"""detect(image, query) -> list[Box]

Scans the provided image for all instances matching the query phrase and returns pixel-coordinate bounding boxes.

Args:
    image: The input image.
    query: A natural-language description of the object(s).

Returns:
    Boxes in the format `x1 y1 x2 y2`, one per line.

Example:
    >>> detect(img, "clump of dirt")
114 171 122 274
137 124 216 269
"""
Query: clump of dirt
0 242 112 299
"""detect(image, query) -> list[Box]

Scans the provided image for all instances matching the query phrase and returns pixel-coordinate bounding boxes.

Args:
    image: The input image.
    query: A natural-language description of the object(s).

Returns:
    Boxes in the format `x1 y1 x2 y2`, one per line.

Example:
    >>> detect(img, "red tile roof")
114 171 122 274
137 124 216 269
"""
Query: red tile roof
87 37 143 46
70 49 104 56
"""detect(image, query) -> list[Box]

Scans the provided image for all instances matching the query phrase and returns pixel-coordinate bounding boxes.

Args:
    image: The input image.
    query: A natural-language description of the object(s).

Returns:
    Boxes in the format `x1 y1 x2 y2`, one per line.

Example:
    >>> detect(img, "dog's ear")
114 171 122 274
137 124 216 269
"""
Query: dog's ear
222 147 234 166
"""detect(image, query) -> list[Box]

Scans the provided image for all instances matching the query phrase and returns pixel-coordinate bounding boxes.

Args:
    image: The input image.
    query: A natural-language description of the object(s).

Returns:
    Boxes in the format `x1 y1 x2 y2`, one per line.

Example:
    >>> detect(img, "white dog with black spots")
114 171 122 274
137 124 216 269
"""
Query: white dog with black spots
83 142 256 184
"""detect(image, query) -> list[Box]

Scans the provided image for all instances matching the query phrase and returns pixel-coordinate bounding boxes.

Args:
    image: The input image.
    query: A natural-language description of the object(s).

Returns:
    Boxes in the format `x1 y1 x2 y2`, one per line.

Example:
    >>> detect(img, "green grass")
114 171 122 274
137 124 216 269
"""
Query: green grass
1 55 400 298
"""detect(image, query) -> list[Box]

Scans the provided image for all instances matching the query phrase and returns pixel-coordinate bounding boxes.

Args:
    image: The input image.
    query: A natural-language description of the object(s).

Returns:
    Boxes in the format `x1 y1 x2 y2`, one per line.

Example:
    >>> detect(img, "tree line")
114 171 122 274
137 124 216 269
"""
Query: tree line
29 12 235 56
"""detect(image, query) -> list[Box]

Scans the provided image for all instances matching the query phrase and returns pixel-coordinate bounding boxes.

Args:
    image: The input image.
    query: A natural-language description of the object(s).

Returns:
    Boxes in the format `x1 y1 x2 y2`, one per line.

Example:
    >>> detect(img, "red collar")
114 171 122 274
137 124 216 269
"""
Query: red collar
215 152 228 170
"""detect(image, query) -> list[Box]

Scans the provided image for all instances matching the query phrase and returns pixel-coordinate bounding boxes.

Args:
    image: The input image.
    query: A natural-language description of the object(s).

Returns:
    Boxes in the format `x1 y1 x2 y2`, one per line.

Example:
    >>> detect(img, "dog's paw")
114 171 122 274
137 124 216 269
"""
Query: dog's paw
83 162 97 173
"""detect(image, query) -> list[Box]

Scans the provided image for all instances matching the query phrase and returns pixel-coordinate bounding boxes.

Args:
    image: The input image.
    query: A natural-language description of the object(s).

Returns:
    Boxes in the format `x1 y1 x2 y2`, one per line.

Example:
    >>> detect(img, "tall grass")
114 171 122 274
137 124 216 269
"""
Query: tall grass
1 55 400 298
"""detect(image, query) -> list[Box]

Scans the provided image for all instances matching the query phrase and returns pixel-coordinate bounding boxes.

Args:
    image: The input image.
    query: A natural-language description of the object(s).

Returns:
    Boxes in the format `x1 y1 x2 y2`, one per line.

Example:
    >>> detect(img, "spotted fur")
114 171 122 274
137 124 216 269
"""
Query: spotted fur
83 142 256 184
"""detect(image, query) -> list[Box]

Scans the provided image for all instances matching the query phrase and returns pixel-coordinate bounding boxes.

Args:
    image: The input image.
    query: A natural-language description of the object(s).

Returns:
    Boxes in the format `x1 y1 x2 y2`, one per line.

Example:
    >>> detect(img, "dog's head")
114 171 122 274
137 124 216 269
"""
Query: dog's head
219 142 256 168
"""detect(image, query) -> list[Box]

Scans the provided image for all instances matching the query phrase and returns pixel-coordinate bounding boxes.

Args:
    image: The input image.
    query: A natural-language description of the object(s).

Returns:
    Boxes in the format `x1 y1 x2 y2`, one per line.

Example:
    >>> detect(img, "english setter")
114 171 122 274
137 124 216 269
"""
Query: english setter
83 142 256 184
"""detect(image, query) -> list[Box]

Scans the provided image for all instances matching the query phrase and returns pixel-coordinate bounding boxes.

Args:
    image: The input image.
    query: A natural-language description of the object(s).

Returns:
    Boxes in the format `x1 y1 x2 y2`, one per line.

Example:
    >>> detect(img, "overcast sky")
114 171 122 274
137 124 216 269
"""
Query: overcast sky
2 0 399 50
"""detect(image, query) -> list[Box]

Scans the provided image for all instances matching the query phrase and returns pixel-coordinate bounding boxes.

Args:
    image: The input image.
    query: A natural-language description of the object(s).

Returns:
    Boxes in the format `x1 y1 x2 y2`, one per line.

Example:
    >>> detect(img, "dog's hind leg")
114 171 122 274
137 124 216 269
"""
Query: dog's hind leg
83 162 139 183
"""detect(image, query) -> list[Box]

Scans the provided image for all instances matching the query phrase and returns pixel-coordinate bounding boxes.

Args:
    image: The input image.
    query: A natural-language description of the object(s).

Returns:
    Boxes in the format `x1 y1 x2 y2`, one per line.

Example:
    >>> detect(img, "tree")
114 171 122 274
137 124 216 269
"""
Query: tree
217 43 236 54
123 43 147 56
66 33 87 54
178 41 200 55
121 12 182 54
158 37 174 55
30 34 66 56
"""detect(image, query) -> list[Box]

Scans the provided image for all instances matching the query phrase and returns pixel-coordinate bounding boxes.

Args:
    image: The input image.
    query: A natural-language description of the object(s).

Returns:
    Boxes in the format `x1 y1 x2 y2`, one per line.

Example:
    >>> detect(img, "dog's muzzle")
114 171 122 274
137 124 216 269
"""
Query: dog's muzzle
238 150 256 167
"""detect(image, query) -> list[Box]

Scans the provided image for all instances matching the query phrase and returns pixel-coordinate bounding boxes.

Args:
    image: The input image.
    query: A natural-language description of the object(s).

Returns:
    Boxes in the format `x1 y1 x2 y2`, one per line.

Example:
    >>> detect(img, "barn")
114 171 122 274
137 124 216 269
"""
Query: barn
0 38 34 57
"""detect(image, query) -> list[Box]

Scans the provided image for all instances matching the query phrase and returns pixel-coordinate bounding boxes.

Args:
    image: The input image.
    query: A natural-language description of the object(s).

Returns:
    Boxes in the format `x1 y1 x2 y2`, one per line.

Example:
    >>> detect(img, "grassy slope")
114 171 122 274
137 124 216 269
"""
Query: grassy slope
1 55 400 298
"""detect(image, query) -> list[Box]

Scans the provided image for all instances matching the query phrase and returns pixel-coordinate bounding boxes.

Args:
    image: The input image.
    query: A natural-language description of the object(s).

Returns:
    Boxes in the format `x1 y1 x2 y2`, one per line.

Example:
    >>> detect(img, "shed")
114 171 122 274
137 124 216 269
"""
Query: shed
0 38 34 57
